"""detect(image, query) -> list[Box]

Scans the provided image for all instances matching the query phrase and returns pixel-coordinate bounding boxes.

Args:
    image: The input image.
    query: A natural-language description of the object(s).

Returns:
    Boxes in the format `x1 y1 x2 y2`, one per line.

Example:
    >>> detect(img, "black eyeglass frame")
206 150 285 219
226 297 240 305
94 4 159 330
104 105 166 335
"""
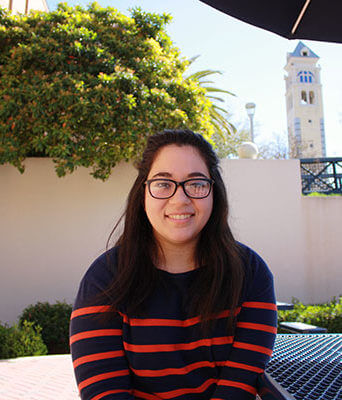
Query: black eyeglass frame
145 178 214 199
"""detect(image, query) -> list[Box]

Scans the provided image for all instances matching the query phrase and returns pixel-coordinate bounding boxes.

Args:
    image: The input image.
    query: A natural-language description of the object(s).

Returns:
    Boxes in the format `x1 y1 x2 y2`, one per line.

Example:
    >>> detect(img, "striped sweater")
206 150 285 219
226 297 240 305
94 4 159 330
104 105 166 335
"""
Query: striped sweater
70 244 277 400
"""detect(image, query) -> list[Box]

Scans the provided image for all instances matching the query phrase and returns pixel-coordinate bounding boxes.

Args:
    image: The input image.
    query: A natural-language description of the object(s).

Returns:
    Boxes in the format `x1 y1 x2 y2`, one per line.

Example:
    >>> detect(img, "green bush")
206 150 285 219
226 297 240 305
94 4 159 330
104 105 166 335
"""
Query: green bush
305 192 341 197
278 297 342 333
19 301 72 354
0 3 217 180
0 320 47 359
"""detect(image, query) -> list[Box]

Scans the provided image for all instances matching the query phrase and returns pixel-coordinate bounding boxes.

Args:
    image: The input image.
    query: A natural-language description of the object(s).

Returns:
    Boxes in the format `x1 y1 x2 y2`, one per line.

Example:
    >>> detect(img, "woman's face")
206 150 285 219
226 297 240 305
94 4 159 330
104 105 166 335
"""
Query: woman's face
144 144 213 250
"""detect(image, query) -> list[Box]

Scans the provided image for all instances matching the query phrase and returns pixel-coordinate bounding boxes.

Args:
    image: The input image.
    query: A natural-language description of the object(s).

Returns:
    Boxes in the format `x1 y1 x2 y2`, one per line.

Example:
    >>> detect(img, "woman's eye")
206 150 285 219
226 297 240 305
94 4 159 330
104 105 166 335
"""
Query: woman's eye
189 181 205 188
156 181 171 189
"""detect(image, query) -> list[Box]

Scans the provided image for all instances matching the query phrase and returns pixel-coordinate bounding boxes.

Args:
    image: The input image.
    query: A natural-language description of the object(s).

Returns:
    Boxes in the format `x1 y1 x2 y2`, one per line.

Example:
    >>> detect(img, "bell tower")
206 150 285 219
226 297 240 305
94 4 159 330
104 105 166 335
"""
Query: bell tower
284 42 326 158
0 0 48 14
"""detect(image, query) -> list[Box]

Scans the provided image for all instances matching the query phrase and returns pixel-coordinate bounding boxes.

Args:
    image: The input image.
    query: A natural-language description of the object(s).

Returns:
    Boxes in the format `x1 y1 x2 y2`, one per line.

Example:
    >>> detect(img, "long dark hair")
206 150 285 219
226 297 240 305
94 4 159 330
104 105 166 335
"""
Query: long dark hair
105 129 245 334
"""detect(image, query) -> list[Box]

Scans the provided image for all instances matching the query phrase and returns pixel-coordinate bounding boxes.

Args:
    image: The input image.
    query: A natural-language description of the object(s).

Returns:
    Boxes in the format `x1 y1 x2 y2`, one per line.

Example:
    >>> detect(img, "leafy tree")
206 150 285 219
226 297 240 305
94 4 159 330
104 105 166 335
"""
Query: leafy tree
0 3 216 180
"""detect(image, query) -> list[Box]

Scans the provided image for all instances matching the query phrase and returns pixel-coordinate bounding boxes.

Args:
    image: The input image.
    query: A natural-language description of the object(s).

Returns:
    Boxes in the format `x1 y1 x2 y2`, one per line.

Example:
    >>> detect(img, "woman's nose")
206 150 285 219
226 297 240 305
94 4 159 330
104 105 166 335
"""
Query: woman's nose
169 184 190 203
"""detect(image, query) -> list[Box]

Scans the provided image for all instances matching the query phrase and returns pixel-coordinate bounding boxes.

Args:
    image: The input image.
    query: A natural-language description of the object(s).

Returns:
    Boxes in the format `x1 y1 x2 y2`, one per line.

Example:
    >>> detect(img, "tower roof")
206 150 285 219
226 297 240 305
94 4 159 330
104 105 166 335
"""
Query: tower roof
289 42 319 59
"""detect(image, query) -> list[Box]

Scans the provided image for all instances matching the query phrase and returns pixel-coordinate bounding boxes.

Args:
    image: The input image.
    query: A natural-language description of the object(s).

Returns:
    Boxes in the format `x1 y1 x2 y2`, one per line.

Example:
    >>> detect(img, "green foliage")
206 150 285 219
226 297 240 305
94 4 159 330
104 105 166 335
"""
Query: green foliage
0 3 215 180
0 320 47 359
19 301 72 354
278 297 342 333
305 192 342 197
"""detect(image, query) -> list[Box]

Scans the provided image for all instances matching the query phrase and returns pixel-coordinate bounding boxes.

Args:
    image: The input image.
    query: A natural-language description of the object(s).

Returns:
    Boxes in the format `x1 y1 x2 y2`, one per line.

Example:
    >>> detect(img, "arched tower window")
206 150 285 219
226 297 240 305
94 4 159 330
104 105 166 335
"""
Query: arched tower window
297 71 314 83
309 91 315 104
301 48 309 57
301 91 307 104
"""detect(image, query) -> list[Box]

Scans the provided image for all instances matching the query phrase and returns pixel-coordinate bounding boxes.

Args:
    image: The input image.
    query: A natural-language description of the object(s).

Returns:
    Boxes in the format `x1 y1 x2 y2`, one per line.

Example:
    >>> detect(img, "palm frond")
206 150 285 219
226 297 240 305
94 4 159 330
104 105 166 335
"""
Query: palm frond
186 70 222 80
204 87 235 96
207 95 225 103
184 61 238 143
211 104 230 115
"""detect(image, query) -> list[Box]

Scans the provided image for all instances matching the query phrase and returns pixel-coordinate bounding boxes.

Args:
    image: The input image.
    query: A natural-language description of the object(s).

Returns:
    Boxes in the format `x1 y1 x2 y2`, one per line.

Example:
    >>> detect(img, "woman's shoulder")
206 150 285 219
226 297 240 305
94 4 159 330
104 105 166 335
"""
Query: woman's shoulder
81 247 119 290
236 242 276 305
72 247 119 309
236 241 274 281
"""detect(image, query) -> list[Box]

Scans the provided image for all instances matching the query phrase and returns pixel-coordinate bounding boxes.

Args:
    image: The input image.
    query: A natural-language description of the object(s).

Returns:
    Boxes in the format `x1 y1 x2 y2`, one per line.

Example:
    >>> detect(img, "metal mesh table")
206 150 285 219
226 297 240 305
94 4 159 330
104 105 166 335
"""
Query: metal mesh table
258 334 342 400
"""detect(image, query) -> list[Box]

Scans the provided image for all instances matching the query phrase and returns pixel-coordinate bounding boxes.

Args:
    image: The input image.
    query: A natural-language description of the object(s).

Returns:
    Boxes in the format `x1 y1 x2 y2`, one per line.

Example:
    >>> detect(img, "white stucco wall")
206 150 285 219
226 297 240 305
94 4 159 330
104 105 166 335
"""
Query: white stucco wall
1 158 341 324
221 159 308 303
0 159 137 324
221 159 342 304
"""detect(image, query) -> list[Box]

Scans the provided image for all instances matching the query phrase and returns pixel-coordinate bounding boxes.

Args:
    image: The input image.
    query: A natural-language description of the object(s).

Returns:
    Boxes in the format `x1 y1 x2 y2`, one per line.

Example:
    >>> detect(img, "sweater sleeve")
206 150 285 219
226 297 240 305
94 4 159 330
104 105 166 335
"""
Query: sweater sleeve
70 250 134 400
211 247 278 400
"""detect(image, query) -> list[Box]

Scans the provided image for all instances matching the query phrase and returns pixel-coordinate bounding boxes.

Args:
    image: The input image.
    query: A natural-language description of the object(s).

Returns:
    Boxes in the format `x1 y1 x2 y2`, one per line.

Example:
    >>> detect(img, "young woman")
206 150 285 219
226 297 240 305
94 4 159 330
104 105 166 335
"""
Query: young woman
70 129 277 400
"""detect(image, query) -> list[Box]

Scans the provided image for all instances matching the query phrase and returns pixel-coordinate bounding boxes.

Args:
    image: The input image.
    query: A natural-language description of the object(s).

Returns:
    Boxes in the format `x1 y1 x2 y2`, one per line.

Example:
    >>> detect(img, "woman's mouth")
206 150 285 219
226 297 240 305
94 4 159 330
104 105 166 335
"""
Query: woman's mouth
167 213 193 220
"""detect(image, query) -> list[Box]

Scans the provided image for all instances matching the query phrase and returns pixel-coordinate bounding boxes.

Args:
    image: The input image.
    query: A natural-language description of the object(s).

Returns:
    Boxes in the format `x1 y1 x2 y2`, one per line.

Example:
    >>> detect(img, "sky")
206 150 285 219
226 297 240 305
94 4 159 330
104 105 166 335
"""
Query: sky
47 0 342 156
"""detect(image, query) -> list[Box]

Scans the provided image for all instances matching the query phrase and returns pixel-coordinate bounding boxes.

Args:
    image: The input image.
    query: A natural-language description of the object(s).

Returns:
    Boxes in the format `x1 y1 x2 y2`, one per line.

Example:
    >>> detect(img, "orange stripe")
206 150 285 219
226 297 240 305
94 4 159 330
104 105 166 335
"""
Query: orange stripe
131 360 217 377
218 360 264 373
237 321 277 334
70 329 122 345
124 315 203 327
121 309 239 327
73 350 124 368
124 336 233 353
125 315 202 327
242 301 277 311
133 390 161 400
233 341 273 356
71 307 241 326
218 379 257 395
132 358 264 378
92 389 131 400
78 370 129 391
146 378 217 399
71 305 112 319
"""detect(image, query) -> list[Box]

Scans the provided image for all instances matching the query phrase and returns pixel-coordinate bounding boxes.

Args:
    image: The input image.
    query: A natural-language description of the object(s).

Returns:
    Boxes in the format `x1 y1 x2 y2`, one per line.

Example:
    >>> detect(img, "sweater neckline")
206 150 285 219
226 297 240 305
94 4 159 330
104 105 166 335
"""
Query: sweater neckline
157 268 199 278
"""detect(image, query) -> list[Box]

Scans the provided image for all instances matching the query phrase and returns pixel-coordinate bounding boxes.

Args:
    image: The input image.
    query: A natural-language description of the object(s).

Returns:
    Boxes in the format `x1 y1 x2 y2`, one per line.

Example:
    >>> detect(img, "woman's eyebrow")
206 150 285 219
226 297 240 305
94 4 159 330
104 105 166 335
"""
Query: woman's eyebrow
151 172 208 178
151 172 172 178
187 172 208 178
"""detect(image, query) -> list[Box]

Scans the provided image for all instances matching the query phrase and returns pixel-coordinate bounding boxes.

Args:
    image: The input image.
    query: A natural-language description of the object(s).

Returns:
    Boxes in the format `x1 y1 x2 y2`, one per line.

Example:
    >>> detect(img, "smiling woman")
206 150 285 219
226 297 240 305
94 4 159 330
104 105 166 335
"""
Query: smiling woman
144 145 213 266
70 129 277 400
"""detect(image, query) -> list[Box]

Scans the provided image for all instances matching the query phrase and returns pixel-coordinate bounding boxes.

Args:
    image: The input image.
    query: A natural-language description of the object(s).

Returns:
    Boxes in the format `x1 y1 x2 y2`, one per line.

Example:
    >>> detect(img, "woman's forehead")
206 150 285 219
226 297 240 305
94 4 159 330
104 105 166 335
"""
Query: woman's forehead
149 145 209 176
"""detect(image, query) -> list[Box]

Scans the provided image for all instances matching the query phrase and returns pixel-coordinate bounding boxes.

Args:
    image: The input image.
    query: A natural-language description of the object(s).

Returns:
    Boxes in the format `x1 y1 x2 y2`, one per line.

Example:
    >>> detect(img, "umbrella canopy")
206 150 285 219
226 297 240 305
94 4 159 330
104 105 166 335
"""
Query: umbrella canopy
200 0 342 43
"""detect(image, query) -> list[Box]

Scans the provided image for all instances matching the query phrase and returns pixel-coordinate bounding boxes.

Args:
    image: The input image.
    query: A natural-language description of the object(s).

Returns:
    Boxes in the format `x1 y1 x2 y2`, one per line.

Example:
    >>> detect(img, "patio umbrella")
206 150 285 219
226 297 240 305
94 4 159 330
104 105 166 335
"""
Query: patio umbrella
199 0 342 43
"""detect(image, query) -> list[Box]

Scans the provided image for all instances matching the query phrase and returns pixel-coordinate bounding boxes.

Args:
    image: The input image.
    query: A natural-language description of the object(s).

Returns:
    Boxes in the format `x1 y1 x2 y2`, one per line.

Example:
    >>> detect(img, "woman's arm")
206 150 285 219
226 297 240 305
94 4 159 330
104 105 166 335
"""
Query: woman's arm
211 248 278 400
70 251 134 400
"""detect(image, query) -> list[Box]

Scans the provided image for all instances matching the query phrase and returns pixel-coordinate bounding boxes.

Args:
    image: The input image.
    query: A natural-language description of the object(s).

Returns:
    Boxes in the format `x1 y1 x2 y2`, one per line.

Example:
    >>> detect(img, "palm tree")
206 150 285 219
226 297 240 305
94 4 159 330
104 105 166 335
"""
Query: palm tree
185 57 247 158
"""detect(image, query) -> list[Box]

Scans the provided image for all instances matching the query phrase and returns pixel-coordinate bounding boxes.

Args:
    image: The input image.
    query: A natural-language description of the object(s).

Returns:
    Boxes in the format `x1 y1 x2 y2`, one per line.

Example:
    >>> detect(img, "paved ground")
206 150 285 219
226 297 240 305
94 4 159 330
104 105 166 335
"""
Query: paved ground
0 355 79 400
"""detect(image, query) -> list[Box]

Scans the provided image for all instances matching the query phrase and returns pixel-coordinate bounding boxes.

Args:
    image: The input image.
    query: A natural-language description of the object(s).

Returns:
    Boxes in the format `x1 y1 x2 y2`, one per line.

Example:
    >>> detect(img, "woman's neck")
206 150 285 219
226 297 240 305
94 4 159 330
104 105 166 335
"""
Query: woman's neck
156 242 197 273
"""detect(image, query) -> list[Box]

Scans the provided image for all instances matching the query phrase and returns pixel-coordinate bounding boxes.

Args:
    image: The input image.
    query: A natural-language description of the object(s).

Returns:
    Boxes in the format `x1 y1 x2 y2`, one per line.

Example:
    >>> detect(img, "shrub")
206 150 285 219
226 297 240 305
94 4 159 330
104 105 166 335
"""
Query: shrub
0 4 217 180
0 323 8 356
306 192 341 197
0 320 47 359
19 301 72 354
278 297 342 333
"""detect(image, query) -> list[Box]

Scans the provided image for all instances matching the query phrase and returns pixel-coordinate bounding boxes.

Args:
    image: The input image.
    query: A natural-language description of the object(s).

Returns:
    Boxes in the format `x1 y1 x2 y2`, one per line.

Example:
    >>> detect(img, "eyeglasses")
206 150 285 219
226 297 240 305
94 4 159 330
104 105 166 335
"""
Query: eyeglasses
145 178 214 199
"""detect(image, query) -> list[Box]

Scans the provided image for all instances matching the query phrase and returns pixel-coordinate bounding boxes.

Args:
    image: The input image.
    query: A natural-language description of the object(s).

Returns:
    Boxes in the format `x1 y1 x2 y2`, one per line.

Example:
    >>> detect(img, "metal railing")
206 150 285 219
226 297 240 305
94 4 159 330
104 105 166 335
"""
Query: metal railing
300 157 342 195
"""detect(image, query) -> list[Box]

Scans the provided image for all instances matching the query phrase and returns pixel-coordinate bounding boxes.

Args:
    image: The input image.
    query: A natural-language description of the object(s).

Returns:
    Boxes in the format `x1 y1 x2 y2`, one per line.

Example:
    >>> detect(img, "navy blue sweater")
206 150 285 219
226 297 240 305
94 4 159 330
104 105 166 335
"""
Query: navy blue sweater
70 244 277 399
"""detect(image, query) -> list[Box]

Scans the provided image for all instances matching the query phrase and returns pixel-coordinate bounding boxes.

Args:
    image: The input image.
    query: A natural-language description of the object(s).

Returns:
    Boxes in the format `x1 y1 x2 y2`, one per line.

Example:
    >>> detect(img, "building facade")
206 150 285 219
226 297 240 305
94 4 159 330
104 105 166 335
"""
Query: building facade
284 42 326 158
0 0 48 14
